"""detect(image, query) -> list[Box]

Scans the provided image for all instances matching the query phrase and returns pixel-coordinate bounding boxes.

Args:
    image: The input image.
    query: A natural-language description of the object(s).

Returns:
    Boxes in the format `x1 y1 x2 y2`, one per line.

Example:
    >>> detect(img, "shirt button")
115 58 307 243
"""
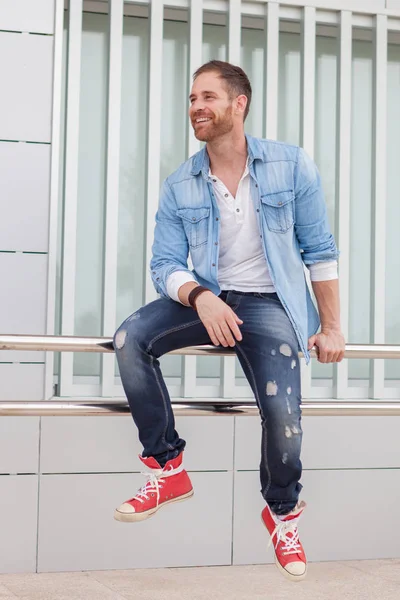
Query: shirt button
156 277 160 281
255 183 258 188
152 271 156 274
224 193 229 198
212 263 216 267
236 208 240 213
278 201 282 206
216 217 219 221
256 208 260 212
192 217 196 221
213 179 217 183
214 242 218 246
260 235 262 239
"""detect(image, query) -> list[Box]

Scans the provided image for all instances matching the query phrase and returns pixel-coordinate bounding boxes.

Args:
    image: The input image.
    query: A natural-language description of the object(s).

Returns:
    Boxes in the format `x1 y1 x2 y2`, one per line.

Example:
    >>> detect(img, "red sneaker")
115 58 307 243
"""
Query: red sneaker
261 501 307 581
114 453 194 522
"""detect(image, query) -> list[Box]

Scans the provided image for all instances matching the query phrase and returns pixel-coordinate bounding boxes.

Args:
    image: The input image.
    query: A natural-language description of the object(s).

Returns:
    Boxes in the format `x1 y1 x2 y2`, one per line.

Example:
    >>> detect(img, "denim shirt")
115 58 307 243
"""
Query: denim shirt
150 134 339 363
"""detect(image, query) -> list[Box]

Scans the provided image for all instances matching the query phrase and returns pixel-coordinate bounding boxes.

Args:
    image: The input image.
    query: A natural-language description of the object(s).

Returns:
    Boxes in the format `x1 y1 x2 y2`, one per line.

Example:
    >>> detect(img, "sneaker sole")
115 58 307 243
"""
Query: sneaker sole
261 515 307 582
114 489 194 523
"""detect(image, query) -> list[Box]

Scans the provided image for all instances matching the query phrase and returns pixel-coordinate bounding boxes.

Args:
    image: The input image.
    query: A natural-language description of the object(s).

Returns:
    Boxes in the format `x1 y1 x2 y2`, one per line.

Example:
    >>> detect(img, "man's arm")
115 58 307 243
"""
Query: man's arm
309 279 345 363
293 148 345 363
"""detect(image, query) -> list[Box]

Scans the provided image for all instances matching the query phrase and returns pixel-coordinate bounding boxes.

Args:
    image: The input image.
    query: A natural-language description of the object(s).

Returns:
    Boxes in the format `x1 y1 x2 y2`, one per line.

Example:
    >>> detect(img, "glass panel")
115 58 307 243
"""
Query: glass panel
385 43 400 383
241 27 264 138
114 15 149 378
158 19 189 379
348 39 373 381
73 12 108 377
312 33 337 382
278 30 301 145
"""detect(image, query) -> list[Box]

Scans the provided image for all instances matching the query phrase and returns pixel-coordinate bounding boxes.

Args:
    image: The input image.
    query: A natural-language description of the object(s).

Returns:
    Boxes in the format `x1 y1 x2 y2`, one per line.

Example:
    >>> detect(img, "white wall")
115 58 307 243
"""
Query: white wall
0 0 54 399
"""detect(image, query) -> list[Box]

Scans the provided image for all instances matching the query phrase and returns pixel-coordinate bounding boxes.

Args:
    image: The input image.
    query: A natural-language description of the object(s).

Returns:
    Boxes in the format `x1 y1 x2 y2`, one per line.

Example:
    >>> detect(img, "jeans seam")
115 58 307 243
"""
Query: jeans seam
146 317 203 455
150 355 175 452
146 318 202 353
235 343 272 500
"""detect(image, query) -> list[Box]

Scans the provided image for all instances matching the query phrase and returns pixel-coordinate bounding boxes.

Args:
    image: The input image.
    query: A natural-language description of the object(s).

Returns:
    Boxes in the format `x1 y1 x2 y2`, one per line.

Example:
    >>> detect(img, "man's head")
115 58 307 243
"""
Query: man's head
189 60 252 142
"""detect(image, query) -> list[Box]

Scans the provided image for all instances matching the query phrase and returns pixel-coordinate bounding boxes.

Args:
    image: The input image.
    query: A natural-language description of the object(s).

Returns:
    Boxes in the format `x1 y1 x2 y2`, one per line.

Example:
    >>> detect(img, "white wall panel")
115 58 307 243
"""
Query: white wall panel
0 32 53 142
0 417 40 474
233 469 400 564
0 364 45 400
234 415 400 470
0 253 47 333
0 142 50 251
0 475 38 573
0 0 55 34
40 416 234 473
38 471 233 571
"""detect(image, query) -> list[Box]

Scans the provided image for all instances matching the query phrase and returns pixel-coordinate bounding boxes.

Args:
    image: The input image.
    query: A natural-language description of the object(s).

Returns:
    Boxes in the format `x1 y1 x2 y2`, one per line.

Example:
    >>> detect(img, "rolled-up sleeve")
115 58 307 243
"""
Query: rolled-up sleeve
294 148 339 265
150 179 193 298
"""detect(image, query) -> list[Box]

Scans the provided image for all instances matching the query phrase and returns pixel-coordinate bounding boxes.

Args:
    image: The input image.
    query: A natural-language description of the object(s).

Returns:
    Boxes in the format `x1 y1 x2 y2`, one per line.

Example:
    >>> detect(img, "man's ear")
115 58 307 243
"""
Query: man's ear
235 94 248 117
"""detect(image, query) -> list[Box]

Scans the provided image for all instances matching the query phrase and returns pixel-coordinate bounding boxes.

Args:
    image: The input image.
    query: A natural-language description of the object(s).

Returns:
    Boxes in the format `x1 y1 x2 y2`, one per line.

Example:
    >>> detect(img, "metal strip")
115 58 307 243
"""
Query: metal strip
187 0 203 158
333 10 352 399
1 400 400 417
144 0 164 302
59 0 83 396
101 0 124 397
220 0 243 399
300 5 316 399
265 1 279 140
183 0 203 397
45 0 65 400
370 14 388 399
3 335 400 358
228 0 242 65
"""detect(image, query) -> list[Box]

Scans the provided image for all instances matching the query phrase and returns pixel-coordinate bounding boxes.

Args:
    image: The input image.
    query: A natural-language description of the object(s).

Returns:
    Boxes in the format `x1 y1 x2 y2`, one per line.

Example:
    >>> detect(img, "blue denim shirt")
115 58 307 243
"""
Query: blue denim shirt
150 135 339 362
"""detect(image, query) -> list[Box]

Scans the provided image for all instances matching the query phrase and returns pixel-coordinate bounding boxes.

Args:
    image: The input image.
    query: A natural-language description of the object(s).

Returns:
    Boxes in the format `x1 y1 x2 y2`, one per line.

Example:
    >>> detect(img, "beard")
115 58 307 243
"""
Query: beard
193 106 234 142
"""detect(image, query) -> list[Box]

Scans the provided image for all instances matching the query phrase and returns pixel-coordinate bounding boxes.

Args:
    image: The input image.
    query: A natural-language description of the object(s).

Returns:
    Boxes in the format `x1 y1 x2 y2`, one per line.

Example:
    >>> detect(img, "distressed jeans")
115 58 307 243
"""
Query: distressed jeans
114 290 303 515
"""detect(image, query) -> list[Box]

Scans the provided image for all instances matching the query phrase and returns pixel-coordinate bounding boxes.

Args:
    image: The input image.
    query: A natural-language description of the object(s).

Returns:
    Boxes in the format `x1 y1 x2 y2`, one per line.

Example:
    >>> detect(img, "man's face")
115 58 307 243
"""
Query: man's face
189 71 235 142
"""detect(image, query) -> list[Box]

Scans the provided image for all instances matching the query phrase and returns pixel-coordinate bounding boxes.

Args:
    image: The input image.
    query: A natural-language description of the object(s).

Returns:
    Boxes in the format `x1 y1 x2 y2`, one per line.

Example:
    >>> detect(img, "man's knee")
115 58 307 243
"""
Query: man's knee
114 310 149 352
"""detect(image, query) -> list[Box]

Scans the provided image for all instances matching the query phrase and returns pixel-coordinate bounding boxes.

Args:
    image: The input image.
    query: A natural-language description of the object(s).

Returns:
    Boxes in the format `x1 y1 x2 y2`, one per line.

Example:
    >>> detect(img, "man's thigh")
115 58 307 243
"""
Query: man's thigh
115 297 212 358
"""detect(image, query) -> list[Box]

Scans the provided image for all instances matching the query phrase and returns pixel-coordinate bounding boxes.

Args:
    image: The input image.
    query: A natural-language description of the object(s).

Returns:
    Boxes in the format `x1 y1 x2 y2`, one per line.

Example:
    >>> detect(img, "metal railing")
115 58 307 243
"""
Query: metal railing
1 334 400 416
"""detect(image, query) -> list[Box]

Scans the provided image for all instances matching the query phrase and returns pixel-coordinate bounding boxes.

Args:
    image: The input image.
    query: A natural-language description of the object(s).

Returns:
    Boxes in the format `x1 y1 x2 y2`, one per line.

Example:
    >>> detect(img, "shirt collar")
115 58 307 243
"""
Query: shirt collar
190 134 264 177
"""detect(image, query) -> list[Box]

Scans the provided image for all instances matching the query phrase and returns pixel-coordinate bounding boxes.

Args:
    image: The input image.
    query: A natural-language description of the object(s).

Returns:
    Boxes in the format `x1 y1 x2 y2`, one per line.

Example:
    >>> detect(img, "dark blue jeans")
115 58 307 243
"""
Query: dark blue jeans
114 291 303 515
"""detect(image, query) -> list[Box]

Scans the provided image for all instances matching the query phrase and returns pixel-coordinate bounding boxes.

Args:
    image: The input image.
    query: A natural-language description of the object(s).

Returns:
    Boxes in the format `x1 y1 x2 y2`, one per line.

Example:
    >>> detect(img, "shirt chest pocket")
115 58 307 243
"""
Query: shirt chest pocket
176 207 210 248
260 190 295 233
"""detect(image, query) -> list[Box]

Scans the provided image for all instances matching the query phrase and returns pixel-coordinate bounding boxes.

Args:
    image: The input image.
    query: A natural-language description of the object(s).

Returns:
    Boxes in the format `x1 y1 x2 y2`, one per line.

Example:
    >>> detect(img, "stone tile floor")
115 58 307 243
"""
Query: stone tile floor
0 560 399 600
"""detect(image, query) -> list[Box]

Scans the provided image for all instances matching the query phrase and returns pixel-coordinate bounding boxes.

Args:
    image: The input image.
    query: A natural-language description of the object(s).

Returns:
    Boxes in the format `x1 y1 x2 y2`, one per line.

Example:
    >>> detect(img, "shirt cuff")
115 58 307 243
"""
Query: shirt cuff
309 260 338 282
166 271 198 303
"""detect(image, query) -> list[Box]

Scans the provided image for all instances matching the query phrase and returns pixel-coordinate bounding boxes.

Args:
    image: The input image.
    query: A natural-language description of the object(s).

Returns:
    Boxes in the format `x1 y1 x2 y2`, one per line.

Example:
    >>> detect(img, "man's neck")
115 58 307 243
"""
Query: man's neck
206 131 247 174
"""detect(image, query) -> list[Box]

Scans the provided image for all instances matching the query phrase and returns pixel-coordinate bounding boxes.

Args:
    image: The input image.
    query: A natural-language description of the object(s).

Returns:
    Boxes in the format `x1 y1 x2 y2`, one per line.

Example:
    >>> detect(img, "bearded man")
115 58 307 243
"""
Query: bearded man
113 60 345 582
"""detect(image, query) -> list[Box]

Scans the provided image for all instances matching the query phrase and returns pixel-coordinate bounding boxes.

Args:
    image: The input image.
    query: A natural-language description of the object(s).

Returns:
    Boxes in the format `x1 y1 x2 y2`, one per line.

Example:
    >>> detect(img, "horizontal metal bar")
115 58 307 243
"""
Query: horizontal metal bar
0 400 400 417
1 335 400 359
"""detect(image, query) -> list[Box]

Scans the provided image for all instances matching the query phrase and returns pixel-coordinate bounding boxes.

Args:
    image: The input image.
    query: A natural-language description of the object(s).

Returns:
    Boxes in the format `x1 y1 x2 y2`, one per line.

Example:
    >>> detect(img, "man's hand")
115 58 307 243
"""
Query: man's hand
195 292 243 347
308 330 345 363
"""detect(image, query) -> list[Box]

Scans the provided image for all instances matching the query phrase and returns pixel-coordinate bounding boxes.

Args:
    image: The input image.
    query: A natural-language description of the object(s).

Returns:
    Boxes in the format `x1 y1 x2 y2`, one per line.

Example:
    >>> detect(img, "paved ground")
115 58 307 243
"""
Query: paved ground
0 560 399 600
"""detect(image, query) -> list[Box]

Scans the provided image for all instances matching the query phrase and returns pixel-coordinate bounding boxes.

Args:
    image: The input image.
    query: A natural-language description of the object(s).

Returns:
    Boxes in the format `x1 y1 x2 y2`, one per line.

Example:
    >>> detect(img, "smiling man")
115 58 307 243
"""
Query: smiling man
113 61 345 582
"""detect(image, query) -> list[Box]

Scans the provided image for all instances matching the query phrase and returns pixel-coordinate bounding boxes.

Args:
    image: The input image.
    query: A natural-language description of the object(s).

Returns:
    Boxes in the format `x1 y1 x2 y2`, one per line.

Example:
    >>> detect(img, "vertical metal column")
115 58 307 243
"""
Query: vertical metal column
45 0 65 399
265 1 279 140
182 0 204 398
370 14 388 399
59 0 83 396
220 0 242 399
334 11 352 399
299 6 316 399
144 0 164 303
101 0 124 397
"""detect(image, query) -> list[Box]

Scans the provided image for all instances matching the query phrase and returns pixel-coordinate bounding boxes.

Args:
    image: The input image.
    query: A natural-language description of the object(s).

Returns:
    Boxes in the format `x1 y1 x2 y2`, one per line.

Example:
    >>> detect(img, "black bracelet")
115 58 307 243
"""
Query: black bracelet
188 286 210 309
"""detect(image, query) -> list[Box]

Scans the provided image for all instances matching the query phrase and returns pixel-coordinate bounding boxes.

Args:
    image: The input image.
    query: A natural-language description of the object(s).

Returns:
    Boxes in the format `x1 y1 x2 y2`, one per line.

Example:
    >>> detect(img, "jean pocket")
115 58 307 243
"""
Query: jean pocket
176 207 210 248
261 190 294 233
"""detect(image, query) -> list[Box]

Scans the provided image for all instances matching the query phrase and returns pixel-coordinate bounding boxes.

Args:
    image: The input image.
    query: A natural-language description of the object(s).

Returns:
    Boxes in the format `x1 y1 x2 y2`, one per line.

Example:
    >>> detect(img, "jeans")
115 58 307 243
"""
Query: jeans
114 291 303 515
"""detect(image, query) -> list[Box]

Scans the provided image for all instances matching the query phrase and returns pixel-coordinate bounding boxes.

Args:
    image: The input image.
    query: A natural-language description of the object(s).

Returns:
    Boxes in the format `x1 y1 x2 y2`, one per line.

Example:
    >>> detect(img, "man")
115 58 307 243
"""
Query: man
113 60 345 582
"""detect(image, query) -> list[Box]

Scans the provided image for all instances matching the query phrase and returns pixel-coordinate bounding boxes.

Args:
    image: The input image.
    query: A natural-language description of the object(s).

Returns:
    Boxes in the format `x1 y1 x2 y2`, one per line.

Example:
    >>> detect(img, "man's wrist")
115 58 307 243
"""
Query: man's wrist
188 286 211 310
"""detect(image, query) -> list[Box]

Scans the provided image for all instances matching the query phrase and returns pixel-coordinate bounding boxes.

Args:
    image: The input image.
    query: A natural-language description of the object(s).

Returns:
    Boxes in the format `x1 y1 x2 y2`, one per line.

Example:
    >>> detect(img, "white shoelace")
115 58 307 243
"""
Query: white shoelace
132 462 184 506
268 517 303 556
